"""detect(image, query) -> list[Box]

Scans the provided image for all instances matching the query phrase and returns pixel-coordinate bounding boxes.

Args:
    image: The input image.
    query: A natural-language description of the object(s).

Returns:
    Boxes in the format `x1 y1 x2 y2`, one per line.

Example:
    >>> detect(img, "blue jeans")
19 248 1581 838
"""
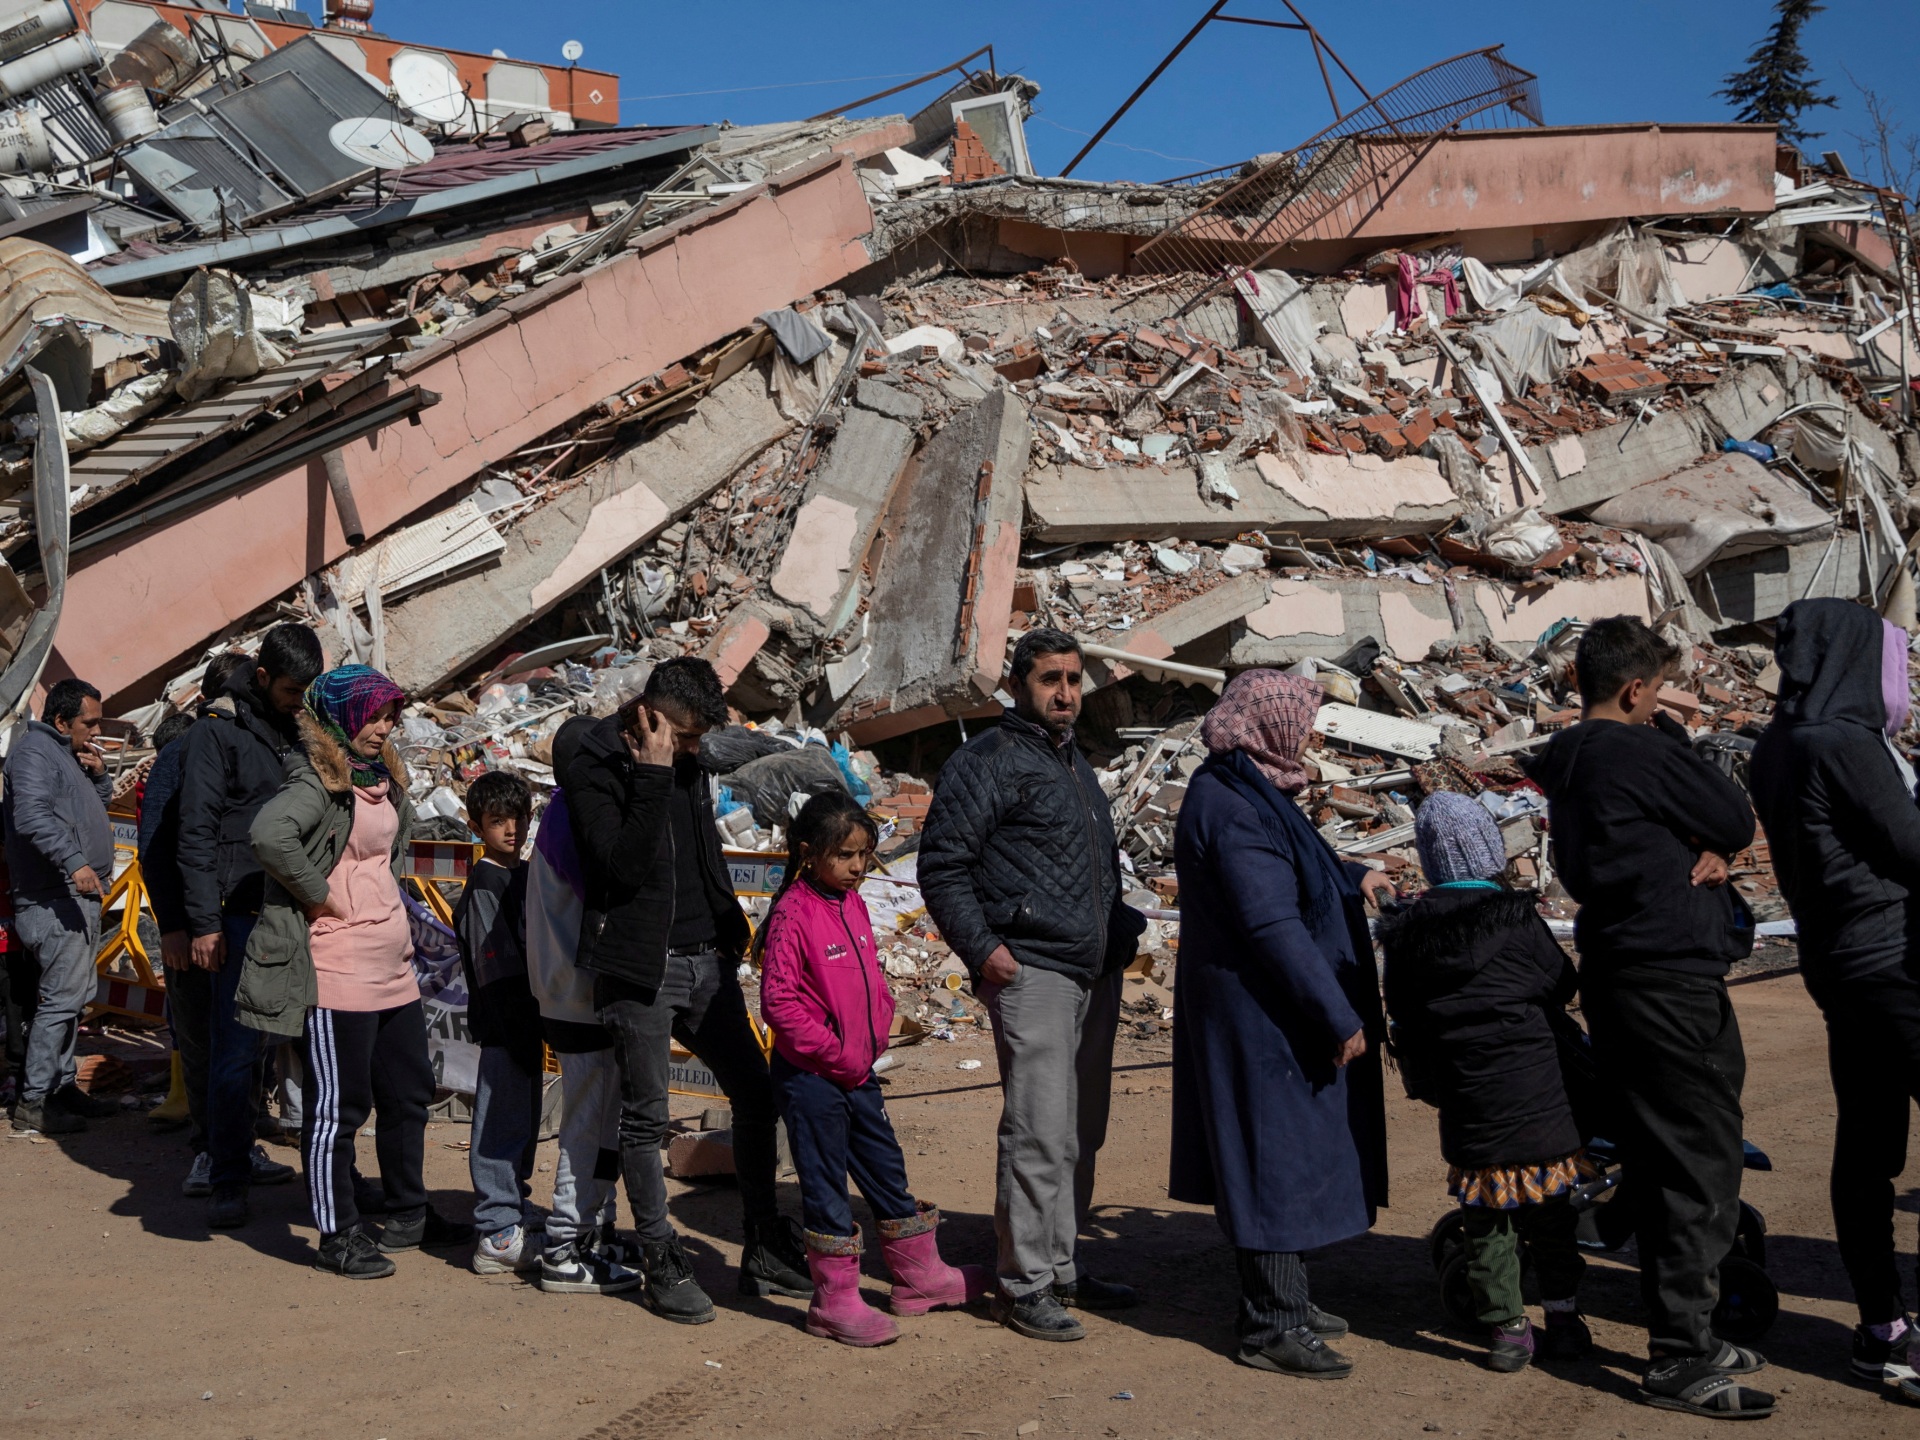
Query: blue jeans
771 1051 915 1240
470 1044 543 1236
207 914 263 1193
15 891 101 1104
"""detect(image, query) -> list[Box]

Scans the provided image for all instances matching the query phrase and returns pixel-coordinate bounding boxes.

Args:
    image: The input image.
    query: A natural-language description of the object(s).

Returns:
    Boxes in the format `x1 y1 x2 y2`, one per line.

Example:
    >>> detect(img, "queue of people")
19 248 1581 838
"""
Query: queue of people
0 610 1915 1420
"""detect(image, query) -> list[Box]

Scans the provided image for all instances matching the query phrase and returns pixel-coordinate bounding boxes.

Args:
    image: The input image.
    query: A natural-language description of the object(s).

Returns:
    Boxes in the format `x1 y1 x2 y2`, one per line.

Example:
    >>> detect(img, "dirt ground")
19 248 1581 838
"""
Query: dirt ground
3 963 1916 1440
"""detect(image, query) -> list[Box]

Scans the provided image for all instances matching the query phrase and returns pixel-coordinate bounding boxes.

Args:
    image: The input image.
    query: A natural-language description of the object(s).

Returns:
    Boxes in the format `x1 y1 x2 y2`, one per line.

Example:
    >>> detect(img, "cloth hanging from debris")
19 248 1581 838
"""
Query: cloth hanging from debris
1237 269 1327 377
1395 250 1462 328
1554 223 1686 321
1457 301 1579 401
758 307 834 367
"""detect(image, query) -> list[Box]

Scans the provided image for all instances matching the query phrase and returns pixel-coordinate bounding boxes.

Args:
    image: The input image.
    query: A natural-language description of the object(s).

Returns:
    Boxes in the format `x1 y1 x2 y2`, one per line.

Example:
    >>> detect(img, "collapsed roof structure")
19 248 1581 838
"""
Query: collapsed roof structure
1 2 1916 901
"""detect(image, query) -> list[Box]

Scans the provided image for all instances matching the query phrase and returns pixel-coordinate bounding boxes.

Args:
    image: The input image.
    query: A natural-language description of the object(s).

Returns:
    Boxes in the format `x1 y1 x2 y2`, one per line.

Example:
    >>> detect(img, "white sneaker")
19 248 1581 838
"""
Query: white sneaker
181 1152 212 1198
473 1222 545 1275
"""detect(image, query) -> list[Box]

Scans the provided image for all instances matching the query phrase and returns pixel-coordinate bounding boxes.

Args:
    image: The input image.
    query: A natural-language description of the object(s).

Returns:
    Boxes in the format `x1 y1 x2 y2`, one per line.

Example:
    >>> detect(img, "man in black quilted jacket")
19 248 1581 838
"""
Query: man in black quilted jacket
920 628 1148 1342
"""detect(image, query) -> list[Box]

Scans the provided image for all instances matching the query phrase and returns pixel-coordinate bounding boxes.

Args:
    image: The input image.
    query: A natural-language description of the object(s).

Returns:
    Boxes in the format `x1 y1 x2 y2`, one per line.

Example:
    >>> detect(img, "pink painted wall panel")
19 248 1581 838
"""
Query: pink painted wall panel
54 155 877 701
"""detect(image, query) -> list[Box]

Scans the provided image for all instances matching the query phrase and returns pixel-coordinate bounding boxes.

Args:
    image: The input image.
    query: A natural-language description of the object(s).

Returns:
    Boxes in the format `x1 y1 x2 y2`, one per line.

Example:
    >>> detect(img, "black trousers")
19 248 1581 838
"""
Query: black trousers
1816 965 1920 1326
1236 1248 1312 1349
299 1003 433 1239
1582 967 1746 1358
595 951 779 1245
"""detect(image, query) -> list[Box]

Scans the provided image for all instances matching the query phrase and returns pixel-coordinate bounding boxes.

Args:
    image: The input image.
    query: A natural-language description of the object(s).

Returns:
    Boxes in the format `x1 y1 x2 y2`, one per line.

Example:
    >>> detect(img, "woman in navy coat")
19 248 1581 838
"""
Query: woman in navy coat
1170 669 1391 1379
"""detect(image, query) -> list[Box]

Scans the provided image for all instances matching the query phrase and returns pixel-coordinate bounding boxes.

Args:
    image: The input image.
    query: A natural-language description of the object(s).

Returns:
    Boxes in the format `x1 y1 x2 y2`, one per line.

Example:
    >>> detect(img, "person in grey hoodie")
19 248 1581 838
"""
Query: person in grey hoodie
5 679 117 1136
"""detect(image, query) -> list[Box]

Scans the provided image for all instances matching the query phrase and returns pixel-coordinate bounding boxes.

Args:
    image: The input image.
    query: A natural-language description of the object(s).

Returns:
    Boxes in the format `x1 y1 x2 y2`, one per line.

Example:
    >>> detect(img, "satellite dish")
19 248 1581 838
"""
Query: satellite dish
390 50 467 125
561 40 583 62
330 117 434 171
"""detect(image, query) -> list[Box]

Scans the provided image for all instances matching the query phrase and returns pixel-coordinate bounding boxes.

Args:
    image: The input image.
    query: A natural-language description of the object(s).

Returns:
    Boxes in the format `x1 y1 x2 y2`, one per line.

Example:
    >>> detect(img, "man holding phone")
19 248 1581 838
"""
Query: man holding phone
558 657 811 1324
5 678 117 1136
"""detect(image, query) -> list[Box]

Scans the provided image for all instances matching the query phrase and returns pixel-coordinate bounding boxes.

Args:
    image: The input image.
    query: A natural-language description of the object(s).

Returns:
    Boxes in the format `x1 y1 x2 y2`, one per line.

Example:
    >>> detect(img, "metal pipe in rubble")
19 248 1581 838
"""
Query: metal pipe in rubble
322 450 367 546
1076 641 1226 686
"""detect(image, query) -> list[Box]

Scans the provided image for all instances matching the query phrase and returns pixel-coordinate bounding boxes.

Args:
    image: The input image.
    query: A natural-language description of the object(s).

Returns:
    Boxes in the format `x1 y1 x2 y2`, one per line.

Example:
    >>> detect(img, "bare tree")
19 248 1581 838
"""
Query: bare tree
1847 72 1920 203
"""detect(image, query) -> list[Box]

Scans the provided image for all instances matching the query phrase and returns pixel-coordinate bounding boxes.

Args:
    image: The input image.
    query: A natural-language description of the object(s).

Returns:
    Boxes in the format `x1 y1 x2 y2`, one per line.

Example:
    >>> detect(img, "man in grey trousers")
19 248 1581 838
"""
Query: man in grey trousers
5 678 119 1136
920 629 1147 1342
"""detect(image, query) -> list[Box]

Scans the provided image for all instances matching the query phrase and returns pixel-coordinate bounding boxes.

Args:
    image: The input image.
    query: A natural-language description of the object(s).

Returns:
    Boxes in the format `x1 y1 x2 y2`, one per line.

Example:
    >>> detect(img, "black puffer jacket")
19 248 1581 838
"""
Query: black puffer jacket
1379 886 1584 1169
919 710 1145 985
175 676 301 937
1751 598 1920 992
557 714 748 993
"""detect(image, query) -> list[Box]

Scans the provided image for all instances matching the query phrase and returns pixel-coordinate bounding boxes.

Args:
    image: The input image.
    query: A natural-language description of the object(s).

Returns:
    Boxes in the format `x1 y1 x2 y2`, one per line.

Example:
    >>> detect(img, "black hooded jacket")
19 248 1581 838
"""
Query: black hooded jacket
1524 712 1755 976
1750 599 1920 991
174 674 302 937
1379 886 1585 1169
557 713 748 994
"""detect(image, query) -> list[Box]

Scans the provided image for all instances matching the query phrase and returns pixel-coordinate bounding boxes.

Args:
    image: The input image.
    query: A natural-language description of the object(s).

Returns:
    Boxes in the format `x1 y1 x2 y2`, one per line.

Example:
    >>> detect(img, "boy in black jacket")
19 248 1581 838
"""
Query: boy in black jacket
1525 617 1770 1420
455 770 546 1277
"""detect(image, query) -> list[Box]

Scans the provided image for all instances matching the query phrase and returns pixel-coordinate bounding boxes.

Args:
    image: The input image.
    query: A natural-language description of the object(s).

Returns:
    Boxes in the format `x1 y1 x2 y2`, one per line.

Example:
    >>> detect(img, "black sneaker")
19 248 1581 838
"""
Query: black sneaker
207 1186 249 1230
1851 1320 1916 1382
378 1206 476 1253
1307 1304 1349 1341
991 1289 1086 1342
1237 1325 1355 1380
12 1098 85 1135
1053 1273 1138 1310
249 1144 296 1187
540 1238 643 1295
54 1084 119 1120
641 1236 716 1324
315 1225 397 1279
739 1215 813 1299
1538 1309 1593 1361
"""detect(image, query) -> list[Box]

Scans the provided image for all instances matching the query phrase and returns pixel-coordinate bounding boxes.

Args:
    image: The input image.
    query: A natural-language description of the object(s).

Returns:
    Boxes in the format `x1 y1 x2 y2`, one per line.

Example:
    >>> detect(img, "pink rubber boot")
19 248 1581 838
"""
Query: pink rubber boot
878 1205 992 1316
803 1229 899 1347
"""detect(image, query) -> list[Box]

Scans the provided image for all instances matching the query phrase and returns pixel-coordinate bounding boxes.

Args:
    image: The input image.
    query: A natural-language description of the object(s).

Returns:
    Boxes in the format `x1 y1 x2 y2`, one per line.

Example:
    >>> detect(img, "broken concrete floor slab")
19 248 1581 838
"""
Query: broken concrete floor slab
1023 451 1460 544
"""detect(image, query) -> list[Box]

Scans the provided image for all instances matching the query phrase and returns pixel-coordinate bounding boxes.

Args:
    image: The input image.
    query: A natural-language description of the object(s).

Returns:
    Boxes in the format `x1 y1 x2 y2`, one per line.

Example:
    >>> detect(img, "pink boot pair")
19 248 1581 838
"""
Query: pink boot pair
803 1207 990 1347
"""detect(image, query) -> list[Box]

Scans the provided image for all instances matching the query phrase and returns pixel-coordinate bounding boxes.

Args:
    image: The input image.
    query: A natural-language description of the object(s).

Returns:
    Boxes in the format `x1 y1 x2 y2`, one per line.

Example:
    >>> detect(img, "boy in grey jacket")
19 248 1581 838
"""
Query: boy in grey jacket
5 679 116 1136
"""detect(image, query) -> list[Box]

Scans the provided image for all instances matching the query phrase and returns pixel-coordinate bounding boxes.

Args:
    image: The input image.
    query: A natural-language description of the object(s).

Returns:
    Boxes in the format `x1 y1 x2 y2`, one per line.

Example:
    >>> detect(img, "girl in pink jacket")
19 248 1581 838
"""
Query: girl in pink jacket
758 790 987 1345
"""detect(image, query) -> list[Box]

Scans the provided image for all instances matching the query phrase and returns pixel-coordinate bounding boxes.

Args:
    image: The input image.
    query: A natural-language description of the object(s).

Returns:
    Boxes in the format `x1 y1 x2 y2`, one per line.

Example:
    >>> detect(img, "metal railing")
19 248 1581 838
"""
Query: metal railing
1130 46 1541 315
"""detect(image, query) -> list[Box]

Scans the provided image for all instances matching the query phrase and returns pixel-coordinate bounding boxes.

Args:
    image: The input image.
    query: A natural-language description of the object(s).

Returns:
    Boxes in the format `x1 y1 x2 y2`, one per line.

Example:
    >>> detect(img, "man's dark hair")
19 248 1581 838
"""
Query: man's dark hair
641 656 729 728
152 713 196 752
1009 628 1082 685
257 623 324 686
1574 616 1680 704
43 678 101 728
204 650 252 698
465 769 533 825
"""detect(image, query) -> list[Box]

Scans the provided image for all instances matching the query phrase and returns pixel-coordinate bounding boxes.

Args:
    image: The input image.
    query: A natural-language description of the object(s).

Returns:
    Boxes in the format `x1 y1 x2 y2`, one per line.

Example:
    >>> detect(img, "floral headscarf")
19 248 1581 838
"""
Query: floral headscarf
1199 670 1323 794
305 664 405 787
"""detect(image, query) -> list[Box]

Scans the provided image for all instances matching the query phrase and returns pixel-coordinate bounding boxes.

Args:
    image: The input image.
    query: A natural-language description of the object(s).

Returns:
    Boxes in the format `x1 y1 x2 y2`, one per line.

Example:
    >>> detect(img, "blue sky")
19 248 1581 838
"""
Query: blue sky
337 1 1918 185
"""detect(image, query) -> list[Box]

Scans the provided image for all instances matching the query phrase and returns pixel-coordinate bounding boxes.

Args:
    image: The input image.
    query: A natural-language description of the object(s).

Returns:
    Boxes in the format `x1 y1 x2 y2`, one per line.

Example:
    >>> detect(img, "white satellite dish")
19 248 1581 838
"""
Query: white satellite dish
390 50 467 126
330 117 434 172
561 40 583 62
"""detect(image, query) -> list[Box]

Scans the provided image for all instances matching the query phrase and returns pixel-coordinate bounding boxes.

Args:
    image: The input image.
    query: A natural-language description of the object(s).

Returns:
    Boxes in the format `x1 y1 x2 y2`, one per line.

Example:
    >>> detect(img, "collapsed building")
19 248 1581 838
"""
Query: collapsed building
3 5 1918 972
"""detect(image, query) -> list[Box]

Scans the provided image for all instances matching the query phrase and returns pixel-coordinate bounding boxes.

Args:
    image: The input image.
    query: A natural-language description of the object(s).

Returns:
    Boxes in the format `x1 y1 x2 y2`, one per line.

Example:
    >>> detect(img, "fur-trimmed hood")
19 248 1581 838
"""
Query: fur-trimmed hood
294 710 407 795
1377 887 1543 980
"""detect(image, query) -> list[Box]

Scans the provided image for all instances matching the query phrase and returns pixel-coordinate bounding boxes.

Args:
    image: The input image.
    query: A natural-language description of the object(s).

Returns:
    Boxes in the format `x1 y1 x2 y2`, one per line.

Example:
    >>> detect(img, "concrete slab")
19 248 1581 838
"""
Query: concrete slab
1222 572 1654 668
1706 532 1873 624
840 389 1028 738
1024 452 1460 544
376 358 793 694
769 389 920 624
51 151 880 703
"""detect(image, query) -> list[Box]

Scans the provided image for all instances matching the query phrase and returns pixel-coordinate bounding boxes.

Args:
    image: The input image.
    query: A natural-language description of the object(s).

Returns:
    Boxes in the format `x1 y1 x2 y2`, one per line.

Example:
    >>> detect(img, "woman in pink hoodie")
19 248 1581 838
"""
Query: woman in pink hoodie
758 790 987 1345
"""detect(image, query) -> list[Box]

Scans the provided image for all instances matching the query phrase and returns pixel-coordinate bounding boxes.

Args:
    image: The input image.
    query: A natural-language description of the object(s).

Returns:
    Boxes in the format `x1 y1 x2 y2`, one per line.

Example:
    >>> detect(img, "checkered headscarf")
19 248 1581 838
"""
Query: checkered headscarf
1199 670 1322 795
